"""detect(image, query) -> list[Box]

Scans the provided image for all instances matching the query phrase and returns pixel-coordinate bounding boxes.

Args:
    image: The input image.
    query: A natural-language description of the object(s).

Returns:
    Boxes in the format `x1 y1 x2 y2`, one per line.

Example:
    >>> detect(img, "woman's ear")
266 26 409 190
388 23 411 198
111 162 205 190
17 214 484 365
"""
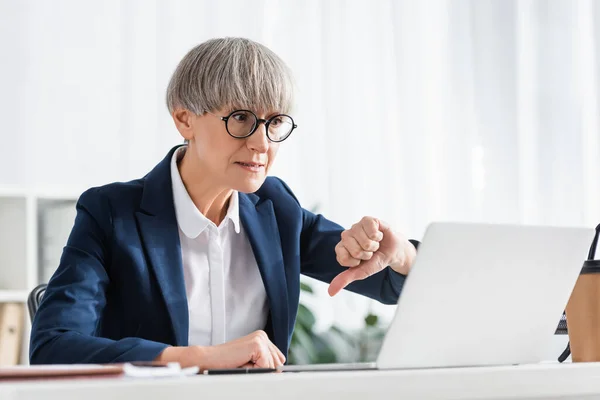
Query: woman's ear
172 109 195 141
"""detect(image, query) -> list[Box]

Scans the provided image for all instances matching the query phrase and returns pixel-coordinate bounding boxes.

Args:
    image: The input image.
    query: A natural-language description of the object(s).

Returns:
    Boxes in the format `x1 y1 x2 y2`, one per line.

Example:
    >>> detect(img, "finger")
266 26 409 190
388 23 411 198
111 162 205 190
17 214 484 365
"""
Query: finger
335 242 361 267
273 343 286 365
269 342 286 366
328 255 385 296
342 232 374 260
376 218 392 234
252 344 275 368
354 226 380 252
261 347 275 369
360 217 383 241
240 362 254 368
264 344 275 369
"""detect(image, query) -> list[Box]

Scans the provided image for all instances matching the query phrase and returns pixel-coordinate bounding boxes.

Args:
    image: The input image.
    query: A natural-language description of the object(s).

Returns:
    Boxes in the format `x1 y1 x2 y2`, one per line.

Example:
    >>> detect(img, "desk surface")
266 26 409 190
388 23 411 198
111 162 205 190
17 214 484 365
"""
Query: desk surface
2 362 600 400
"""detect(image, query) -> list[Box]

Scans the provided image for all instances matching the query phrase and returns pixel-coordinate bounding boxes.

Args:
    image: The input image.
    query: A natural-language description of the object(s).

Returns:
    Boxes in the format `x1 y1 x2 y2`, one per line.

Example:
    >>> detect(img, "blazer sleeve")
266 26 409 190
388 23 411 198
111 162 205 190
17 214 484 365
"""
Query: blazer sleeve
29 188 169 364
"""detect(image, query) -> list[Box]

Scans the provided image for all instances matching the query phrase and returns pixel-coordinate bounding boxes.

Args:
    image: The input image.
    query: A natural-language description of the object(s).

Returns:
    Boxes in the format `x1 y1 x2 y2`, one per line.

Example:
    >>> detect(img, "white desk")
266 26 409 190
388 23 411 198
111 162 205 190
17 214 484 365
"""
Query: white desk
2 363 600 400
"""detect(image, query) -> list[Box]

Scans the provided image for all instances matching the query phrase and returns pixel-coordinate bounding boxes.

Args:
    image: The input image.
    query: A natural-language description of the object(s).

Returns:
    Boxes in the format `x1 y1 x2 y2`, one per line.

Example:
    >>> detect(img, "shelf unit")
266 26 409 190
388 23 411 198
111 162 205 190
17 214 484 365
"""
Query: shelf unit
0 290 29 303
0 186 82 364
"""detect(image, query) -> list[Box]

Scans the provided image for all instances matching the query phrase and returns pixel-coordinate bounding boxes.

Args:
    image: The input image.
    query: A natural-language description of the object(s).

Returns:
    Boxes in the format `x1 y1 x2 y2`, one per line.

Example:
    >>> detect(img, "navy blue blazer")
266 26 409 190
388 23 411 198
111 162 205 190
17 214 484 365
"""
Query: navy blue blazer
30 146 410 364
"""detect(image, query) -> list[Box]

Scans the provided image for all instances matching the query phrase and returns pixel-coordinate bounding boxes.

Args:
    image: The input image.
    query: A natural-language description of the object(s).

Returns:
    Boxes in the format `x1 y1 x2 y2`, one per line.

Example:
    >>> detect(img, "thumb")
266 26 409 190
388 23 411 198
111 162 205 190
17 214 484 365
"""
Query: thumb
328 257 381 296
328 269 355 297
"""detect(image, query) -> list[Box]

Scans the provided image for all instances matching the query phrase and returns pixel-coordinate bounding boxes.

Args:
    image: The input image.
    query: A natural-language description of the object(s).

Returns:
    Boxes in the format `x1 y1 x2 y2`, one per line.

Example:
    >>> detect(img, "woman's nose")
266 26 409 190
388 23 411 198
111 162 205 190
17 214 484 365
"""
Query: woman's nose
247 122 269 152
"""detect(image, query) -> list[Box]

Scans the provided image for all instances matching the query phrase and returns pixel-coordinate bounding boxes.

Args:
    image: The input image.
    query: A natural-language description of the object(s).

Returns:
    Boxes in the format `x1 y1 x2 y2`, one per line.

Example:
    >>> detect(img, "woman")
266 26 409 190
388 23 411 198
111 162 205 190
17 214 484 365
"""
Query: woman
30 37 418 369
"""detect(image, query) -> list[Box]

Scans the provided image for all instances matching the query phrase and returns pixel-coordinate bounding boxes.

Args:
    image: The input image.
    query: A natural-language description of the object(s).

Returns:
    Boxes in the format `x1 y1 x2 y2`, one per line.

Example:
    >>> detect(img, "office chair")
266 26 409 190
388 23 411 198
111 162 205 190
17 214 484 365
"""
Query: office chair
27 283 47 323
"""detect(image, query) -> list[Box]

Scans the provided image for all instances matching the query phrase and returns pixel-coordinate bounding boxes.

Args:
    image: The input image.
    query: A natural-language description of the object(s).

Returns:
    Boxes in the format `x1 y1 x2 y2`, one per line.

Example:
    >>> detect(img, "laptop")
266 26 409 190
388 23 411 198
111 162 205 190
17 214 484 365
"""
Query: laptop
281 222 594 372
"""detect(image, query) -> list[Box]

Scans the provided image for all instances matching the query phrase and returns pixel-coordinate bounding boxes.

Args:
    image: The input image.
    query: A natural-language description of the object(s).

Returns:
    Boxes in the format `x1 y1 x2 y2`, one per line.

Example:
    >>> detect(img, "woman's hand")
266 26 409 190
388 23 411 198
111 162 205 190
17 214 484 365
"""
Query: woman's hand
329 216 417 296
156 330 285 370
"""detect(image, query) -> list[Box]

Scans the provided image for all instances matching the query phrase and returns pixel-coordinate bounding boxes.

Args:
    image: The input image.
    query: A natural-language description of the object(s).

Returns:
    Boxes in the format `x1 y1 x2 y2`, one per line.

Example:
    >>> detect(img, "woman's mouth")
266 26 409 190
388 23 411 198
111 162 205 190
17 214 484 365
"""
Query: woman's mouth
235 161 265 172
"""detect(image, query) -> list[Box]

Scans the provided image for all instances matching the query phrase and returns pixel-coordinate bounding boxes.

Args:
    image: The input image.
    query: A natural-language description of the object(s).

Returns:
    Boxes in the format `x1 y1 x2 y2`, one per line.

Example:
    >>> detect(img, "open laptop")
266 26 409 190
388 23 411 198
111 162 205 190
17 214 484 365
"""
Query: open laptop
282 222 594 372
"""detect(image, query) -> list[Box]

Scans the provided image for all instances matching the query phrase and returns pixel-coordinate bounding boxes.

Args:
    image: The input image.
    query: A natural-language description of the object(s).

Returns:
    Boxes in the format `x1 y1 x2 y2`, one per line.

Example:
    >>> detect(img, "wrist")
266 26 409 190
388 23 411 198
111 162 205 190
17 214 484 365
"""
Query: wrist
155 345 207 369
390 242 417 275
389 260 408 275
181 346 209 369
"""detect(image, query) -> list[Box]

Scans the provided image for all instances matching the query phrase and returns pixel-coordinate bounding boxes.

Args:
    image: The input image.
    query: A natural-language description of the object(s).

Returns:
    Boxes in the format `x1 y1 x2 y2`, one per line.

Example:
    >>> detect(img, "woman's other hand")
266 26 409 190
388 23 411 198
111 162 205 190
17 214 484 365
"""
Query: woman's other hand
156 330 285 370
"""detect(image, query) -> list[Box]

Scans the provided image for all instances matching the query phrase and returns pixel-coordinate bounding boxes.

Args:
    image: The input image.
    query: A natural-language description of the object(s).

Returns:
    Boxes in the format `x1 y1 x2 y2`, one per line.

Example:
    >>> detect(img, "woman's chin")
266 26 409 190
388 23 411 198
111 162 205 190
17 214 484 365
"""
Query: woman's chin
233 177 267 193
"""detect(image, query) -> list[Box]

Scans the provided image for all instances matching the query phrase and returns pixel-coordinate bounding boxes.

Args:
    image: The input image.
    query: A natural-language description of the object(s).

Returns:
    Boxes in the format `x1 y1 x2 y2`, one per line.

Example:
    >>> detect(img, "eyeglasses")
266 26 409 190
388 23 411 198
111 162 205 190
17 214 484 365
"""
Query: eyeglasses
206 109 297 143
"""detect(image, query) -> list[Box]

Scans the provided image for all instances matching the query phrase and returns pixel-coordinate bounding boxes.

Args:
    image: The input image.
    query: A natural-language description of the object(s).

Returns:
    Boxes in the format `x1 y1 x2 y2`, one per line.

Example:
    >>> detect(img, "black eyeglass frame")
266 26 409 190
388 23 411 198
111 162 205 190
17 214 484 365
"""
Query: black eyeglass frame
207 109 298 143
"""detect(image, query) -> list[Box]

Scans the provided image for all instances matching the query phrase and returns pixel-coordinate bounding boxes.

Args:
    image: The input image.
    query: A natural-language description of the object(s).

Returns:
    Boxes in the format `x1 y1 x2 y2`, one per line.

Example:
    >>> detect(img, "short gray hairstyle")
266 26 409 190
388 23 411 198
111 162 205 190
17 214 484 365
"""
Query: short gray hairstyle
166 37 295 115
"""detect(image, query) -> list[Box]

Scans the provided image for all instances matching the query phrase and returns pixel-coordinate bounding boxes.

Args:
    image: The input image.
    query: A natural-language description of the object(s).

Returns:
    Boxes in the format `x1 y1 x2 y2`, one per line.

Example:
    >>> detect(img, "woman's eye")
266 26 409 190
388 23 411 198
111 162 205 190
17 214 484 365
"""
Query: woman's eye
232 113 247 122
270 117 283 126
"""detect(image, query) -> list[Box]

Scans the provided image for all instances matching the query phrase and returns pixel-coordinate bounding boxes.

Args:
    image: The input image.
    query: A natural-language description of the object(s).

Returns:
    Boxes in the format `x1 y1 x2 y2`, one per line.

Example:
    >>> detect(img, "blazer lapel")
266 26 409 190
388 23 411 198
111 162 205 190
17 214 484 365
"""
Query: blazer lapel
136 146 189 346
239 194 290 353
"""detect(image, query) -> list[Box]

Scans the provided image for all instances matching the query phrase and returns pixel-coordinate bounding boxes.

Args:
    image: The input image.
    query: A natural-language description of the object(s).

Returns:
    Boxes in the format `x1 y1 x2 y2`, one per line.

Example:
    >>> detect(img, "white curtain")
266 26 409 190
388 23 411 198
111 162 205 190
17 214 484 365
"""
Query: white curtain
1 0 599 331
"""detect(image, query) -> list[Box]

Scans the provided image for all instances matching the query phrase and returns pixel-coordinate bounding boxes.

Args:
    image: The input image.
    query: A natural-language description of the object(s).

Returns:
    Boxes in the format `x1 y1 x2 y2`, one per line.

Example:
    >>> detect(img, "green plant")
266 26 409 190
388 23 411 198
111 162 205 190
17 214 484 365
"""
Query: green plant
288 281 387 365
287 282 337 364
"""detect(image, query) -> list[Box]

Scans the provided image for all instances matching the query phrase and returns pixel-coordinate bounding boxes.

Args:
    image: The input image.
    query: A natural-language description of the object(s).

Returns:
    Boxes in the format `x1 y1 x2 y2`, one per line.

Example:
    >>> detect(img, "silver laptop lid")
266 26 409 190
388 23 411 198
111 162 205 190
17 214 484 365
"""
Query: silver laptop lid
377 222 594 369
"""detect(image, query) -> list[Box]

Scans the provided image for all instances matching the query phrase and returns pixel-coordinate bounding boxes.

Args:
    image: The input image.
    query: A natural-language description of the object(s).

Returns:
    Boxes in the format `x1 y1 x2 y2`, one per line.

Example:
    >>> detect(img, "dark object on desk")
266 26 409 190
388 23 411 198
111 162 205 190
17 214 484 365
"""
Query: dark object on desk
558 223 600 362
203 367 277 375
555 313 568 335
27 284 47 323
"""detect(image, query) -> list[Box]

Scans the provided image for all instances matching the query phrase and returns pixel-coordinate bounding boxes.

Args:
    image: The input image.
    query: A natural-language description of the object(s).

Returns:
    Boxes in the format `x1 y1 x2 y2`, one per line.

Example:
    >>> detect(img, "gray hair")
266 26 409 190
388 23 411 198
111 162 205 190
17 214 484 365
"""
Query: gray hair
166 37 295 115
